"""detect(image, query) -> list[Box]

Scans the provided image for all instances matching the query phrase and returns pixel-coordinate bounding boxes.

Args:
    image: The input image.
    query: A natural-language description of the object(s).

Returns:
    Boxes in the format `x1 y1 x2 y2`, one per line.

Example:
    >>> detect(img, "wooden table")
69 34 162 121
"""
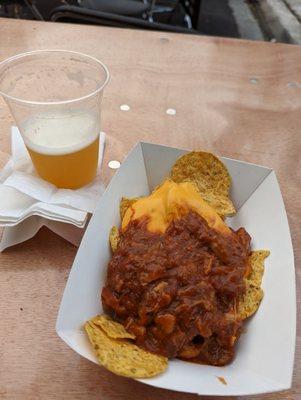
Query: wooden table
0 18 300 400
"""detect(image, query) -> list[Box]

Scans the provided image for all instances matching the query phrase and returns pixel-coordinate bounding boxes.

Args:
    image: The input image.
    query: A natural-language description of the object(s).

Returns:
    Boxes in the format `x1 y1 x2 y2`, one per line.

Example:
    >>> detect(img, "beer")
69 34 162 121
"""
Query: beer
22 111 100 189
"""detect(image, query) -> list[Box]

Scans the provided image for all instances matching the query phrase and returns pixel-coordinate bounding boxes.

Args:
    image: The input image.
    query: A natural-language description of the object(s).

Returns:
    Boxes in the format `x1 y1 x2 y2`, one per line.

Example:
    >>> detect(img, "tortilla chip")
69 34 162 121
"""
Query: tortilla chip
109 226 120 252
170 151 235 217
85 321 168 378
246 250 270 287
238 250 270 319
201 191 236 218
238 285 264 320
90 315 135 340
120 197 140 221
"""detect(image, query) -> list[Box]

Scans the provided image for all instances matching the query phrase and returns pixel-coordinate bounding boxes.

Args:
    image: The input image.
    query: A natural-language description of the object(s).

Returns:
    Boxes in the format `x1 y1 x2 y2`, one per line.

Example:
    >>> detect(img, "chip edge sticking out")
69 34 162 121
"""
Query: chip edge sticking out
109 226 120 252
120 197 140 221
238 250 270 320
170 151 236 218
84 317 168 379
90 314 135 340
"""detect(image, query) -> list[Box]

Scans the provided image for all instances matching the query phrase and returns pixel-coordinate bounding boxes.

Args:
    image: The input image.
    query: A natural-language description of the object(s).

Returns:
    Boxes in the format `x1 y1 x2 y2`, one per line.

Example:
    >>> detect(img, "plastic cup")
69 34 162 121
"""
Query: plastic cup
0 50 109 189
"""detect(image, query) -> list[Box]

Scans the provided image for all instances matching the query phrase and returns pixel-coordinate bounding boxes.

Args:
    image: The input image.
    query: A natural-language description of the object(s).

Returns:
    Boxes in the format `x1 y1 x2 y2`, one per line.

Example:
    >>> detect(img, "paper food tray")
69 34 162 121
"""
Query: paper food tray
56 142 295 396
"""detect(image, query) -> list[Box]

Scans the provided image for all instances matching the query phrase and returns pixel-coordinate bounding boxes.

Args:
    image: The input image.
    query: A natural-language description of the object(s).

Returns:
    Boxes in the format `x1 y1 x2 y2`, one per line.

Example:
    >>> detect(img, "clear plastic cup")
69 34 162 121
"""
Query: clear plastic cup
0 50 109 189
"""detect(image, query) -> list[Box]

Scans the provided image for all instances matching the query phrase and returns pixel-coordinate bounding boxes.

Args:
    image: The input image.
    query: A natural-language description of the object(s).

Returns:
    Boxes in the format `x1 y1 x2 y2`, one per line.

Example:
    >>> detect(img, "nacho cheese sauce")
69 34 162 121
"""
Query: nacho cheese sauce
122 180 230 235
102 209 251 366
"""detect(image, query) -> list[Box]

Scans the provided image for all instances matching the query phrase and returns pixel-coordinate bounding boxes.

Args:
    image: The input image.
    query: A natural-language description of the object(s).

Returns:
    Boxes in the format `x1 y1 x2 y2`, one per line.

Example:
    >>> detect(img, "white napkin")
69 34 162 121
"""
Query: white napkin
0 127 105 251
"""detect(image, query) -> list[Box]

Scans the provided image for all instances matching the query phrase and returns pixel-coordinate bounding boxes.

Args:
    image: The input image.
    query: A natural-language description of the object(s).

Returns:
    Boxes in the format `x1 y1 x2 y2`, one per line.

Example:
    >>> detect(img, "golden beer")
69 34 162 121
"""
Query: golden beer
22 111 100 189
27 136 99 189
0 50 109 189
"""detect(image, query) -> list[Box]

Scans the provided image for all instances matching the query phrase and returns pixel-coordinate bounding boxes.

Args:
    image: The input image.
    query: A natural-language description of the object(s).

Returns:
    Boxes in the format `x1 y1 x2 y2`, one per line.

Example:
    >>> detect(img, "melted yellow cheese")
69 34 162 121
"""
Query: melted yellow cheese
122 180 230 235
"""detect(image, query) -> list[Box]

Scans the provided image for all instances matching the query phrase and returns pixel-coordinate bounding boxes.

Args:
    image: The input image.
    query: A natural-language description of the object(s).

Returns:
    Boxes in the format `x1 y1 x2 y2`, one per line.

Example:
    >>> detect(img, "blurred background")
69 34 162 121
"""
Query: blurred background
0 0 300 44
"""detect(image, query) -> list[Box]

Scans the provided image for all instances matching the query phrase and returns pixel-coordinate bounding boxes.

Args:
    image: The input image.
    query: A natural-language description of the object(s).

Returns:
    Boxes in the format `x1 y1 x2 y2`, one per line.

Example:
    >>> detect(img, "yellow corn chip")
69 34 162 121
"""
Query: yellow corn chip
90 315 135 340
200 190 236 218
171 151 235 217
238 250 270 319
85 321 168 378
246 250 270 287
109 226 120 252
238 285 264 320
120 197 140 221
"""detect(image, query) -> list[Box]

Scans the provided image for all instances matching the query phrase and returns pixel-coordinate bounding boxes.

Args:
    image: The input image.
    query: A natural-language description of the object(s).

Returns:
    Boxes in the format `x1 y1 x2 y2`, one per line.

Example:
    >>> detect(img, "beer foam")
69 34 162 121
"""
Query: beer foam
21 110 100 155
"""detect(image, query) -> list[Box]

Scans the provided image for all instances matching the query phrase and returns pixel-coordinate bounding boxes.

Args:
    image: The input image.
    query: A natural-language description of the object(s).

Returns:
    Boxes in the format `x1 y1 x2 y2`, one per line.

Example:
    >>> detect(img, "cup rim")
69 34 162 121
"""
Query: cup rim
0 49 110 106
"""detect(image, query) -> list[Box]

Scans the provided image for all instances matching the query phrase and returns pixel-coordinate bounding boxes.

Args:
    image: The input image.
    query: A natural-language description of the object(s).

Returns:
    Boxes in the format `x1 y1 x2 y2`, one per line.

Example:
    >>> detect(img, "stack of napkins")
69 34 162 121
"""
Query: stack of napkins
0 127 105 251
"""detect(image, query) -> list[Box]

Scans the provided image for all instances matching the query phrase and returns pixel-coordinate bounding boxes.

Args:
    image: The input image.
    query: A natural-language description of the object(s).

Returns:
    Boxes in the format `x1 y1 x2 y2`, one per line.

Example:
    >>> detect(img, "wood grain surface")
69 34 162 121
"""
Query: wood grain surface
0 18 300 400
